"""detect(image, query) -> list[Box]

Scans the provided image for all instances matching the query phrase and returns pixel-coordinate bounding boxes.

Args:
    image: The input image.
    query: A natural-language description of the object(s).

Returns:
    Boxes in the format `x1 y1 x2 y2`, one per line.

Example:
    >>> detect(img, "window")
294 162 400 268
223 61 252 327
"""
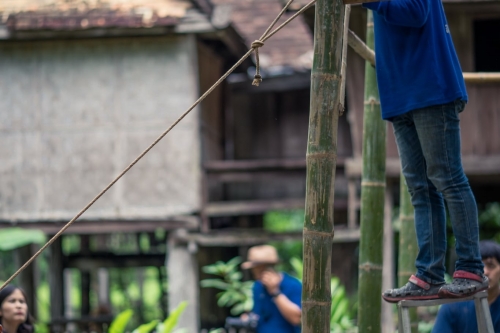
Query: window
474 19 500 72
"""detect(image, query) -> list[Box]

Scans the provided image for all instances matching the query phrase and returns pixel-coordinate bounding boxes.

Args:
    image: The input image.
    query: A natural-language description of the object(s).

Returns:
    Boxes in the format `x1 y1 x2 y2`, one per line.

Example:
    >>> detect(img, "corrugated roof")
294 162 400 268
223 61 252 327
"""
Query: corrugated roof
211 0 313 70
1 0 192 30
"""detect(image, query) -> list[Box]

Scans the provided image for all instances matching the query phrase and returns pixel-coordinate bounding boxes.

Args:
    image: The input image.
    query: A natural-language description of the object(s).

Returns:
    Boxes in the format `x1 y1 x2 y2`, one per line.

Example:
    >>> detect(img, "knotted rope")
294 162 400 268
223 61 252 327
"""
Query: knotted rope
0 0 318 292
251 40 265 86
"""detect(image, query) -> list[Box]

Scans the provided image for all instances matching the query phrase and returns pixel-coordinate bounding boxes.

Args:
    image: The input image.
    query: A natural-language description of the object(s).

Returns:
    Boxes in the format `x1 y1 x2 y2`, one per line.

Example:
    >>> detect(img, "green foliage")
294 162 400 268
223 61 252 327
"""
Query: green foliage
0 228 46 251
201 257 253 315
158 301 187 333
111 302 187 333
479 202 500 241
330 277 355 333
289 257 303 280
109 309 134 333
263 210 304 276
133 320 159 333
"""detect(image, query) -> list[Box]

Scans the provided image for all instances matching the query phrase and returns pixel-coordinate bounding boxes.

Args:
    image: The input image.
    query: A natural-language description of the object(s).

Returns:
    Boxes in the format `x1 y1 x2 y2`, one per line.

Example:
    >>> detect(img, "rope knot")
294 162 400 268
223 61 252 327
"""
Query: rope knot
251 40 265 86
251 40 264 49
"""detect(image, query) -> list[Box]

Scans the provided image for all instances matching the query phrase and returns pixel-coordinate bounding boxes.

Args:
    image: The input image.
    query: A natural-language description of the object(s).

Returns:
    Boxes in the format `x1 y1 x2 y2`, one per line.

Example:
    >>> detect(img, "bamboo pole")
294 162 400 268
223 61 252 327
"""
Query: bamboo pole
302 0 345 331
357 10 386 333
463 72 500 83
398 175 419 333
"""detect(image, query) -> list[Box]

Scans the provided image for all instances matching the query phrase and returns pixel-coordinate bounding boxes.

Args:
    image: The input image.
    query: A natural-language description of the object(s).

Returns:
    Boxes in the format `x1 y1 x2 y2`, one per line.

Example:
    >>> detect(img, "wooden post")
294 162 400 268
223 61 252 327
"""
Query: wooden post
14 245 36 316
49 237 64 331
398 174 419 333
357 10 386 333
302 0 345 331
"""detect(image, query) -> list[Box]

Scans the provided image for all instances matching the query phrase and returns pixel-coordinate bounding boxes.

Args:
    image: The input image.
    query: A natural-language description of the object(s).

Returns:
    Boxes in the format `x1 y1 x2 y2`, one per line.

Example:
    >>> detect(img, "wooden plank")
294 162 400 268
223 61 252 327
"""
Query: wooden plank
205 199 305 216
463 72 500 83
49 238 64 327
0 217 200 234
65 254 166 270
204 157 346 172
346 155 500 178
206 170 306 183
172 228 360 247
205 198 349 217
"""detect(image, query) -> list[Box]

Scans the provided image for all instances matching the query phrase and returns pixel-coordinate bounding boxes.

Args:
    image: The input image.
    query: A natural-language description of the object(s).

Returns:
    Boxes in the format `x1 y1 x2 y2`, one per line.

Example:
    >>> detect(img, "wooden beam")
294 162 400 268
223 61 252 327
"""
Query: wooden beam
205 198 348 217
65 254 166 270
171 228 360 247
463 72 500 83
0 217 199 234
346 155 500 178
348 29 376 66
205 199 305 216
204 158 307 171
347 29 500 85
204 158 346 172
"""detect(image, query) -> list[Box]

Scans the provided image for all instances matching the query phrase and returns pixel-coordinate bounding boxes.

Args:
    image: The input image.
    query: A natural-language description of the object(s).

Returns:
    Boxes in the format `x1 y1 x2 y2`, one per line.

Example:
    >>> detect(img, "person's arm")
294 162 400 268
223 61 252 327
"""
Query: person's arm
271 293 301 326
364 0 431 28
261 271 301 326
431 304 456 333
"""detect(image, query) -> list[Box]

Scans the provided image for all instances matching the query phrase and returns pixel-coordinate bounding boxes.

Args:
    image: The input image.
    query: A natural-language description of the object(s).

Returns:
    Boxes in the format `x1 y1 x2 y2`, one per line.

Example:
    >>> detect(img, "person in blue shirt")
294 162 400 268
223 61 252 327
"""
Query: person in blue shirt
363 0 488 302
241 245 302 333
432 240 500 332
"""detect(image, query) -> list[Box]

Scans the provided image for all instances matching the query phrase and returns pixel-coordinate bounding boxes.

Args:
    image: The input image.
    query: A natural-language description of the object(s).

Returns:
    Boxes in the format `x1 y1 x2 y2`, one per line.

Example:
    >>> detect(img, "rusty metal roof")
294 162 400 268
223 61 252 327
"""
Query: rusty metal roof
1 0 193 31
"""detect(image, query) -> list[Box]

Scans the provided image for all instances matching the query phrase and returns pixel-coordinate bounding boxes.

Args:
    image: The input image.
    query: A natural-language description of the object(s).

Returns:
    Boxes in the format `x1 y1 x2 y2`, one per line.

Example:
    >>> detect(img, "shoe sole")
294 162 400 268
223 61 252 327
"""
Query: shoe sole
382 294 440 303
438 285 488 299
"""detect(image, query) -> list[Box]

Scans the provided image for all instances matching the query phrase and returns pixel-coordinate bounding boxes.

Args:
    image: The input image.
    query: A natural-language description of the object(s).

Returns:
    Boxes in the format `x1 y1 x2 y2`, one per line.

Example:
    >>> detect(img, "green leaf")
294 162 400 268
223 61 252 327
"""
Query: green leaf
161 301 187 333
133 320 159 333
290 257 303 280
109 309 133 333
200 279 230 290
331 299 348 324
0 228 46 251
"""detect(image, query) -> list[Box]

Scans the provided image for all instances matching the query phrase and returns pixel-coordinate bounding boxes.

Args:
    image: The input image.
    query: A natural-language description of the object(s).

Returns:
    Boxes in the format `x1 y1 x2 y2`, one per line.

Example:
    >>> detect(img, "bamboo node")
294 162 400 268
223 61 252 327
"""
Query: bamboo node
361 181 385 187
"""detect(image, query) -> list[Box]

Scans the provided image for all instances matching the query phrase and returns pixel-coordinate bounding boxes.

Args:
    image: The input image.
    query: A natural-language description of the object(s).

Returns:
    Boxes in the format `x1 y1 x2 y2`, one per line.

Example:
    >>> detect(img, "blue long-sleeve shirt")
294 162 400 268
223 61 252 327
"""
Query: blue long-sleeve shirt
364 0 468 120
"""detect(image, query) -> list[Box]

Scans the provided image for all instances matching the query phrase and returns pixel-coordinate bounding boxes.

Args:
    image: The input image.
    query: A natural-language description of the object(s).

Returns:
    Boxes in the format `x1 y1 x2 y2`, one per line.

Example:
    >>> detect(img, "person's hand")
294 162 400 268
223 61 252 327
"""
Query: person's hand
261 269 282 295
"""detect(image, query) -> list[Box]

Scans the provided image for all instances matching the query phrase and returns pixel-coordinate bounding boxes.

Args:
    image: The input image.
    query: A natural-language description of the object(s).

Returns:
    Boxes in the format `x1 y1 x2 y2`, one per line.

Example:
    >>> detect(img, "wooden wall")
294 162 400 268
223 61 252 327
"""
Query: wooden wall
0 35 202 223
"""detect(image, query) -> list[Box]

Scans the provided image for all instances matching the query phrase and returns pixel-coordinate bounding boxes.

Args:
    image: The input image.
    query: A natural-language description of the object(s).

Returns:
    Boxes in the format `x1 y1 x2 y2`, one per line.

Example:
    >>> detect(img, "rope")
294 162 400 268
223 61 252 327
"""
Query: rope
0 0 318 292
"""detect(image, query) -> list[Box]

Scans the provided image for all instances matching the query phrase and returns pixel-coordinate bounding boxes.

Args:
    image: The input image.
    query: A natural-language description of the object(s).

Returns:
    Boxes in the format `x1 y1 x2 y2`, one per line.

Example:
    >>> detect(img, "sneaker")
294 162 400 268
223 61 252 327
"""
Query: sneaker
438 270 489 299
382 275 444 303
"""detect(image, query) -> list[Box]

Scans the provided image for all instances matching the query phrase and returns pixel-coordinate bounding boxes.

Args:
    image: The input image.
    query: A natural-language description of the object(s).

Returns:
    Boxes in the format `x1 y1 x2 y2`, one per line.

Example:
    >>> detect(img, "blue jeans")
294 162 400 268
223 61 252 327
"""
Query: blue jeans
391 99 484 284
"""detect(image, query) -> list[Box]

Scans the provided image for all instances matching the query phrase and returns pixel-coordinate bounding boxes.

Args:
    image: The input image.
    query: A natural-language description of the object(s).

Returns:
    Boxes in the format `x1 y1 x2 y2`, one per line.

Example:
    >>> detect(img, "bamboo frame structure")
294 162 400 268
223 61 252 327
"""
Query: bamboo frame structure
398 175 419 333
356 10 386 333
347 29 500 84
302 0 345 331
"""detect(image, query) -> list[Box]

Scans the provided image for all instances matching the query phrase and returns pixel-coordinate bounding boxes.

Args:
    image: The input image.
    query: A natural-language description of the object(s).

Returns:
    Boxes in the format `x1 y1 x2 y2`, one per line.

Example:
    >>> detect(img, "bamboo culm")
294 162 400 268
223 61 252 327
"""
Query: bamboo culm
357 10 386 333
302 0 345 332
399 175 419 333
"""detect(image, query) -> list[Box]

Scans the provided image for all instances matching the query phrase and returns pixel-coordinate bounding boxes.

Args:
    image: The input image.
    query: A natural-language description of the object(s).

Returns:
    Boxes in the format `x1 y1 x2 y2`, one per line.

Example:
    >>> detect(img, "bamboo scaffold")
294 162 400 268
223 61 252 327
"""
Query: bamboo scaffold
357 10 386 333
302 0 345 331
398 175 419 333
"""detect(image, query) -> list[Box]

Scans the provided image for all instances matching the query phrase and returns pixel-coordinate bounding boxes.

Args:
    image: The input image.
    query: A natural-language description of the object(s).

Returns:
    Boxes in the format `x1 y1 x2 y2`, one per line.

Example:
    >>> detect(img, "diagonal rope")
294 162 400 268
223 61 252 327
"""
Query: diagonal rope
0 0 318 292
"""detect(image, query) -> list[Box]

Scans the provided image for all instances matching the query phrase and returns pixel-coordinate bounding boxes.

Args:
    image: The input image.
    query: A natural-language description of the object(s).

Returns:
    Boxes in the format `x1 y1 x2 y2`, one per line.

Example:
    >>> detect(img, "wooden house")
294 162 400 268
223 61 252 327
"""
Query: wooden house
0 0 249 332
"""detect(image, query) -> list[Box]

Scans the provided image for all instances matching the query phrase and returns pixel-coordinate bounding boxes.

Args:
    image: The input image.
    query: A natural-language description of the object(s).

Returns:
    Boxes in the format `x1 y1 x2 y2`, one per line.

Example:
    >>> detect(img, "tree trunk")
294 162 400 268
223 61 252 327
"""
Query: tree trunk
398 174 419 333
302 0 345 331
357 10 386 333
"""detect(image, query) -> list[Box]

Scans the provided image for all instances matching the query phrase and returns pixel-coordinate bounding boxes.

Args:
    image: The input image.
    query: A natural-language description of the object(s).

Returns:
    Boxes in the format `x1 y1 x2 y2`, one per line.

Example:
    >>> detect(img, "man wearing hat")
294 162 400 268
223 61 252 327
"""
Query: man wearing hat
242 245 302 333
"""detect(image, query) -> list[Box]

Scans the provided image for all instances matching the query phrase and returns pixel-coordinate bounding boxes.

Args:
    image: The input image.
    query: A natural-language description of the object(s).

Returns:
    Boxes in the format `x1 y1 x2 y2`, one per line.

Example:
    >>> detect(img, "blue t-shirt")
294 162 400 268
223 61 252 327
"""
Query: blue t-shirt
364 0 467 120
252 272 302 333
432 296 500 333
